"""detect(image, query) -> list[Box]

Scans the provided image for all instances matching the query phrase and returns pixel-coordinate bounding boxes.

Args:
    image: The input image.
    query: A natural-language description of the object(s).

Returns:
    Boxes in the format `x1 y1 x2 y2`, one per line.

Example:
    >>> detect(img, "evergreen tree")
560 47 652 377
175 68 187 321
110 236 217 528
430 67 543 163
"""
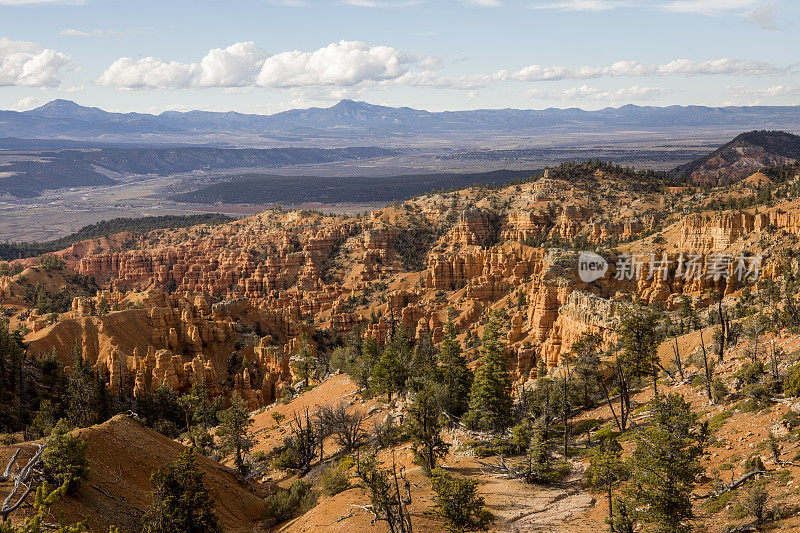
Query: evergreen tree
625 393 704 533
216 393 254 475
290 335 317 386
66 341 97 428
141 449 221 533
431 469 493 532
464 316 512 432
41 419 91 495
409 331 438 390
438 320 472 419
586 436 628 532
0 318 24 433
371 329 411 402
406 386 448 475
617 305 664 394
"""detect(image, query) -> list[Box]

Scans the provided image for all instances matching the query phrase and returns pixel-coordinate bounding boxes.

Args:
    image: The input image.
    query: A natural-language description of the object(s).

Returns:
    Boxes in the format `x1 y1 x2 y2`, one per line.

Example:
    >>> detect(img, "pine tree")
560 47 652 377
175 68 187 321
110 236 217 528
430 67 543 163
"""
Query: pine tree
586 436 628 532
464 316 512 432
41 419 91 495
67 341 97 428
142 449 221 533
406 386 448 475
371 329 411 402
617 305 664 394
438 320 472 419
625 393 704 533
216 393 254 475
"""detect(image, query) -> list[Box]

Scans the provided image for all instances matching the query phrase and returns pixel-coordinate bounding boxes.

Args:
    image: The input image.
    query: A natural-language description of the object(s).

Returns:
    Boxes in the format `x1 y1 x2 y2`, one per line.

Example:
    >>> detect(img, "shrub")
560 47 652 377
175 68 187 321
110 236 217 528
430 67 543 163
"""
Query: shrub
741 383 772 403
744 454 765 473
785 364 800 397
321 461 352 497
741 478 769 522
263 480 318 525
735 361 765 387
142 449 220 533
41 420 90 495
272 445 302 471
431 468 493 532
707 410 733 434
711 378 729 403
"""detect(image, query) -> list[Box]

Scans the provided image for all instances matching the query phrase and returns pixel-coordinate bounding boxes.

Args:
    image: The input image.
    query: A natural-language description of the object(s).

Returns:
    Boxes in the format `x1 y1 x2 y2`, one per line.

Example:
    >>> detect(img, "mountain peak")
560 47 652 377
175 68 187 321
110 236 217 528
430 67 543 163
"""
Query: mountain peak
26 99 110 120
671 130 800 183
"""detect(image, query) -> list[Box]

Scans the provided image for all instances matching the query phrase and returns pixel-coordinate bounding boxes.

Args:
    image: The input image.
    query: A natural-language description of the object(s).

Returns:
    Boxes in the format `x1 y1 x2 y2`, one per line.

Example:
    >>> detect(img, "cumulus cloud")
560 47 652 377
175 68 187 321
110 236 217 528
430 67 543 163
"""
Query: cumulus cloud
97 40 416 89
497 58 788 82
528 84 669 101
0 37 71 87
97 57 198 89
95 38 793 96
256 41 406 87
199 42 268 87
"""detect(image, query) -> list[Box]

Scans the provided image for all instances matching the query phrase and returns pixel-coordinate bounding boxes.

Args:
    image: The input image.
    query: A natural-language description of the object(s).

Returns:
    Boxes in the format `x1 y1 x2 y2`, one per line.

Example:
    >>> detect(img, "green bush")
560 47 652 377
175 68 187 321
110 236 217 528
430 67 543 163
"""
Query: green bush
785 364 800 397
744 454 765 472
41 420 90 494
263 480 318 525
735 361 765 387
321 461 352 497
431 468 493 532
142 449 220 533
707 410 733 434
272 446 302 471
711 378 729 403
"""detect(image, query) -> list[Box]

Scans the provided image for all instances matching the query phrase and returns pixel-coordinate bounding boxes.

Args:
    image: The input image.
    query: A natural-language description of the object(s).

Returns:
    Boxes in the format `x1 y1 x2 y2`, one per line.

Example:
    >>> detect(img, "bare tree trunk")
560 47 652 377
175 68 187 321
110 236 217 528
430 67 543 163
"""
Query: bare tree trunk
700 330 714 403
673 334 685 381
1 440 49 522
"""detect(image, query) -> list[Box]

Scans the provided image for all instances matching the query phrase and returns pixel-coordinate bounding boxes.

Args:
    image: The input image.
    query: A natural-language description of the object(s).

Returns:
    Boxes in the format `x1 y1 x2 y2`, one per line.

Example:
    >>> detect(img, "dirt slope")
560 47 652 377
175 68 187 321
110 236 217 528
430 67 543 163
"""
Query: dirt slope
0 415 265 532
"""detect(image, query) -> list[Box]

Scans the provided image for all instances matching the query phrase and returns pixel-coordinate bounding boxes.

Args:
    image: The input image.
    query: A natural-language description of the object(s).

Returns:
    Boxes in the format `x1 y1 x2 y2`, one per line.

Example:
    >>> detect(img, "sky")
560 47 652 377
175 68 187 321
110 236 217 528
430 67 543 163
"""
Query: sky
0 0 799 114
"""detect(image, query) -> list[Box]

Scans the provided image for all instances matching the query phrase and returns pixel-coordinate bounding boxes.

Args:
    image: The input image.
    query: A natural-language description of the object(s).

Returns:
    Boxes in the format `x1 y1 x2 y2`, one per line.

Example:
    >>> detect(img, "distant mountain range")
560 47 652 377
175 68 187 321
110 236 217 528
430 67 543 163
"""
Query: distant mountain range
2 99 800 142
671 130 800 183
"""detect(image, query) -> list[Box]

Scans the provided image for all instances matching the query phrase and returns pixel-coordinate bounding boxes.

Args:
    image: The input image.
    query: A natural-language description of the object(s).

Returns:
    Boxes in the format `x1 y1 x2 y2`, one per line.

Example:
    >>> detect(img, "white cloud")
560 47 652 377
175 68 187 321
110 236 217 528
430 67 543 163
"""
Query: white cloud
97 40 416 89
531 0 632 11
498 58 788 82
342 0 421 6
389 71 494 89
0 37 71 87
97 57 198 89
199 42 268 87
747 4 781 30
661 0 762 15
528 84 669 101
727 85 800 98
256 41 406 87
463 0 502 6
12 95 40 110
59 27 154 38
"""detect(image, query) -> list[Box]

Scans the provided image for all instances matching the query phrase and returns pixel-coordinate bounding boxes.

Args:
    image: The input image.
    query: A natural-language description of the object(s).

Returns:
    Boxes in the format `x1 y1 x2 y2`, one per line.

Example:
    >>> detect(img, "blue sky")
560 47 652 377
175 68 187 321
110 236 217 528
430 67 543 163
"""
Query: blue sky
1 0 798 113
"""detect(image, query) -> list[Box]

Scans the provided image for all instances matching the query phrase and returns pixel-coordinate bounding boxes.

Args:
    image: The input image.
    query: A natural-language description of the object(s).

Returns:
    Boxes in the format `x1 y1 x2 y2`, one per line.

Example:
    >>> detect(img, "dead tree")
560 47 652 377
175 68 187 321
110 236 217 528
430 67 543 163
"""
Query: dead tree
358 451 412 533
0 440 49 522
319 403 368 453
672 334 685 381
700 330 714 404
289 409 317 474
